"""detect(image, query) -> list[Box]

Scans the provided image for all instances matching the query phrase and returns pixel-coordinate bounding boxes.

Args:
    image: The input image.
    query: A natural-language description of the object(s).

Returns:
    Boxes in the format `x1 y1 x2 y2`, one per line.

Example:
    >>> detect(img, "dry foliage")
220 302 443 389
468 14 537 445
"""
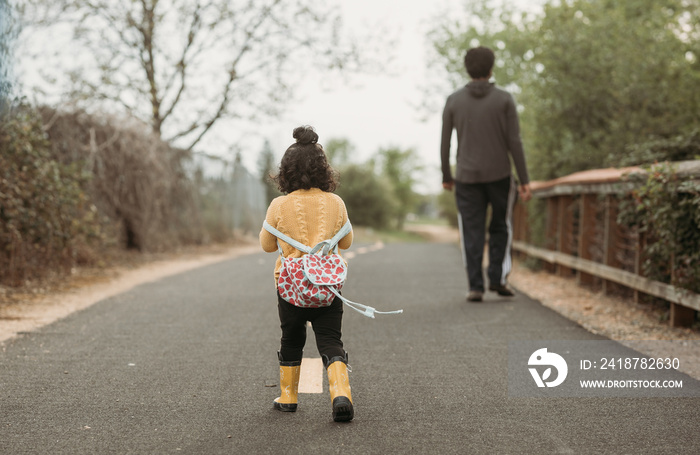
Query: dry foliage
39 106 204 252
0 107 93 286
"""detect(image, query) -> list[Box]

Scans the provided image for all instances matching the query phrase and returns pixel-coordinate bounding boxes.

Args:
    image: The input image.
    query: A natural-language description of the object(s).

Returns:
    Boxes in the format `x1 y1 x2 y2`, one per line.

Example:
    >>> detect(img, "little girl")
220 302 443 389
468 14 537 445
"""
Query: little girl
259 125 354 422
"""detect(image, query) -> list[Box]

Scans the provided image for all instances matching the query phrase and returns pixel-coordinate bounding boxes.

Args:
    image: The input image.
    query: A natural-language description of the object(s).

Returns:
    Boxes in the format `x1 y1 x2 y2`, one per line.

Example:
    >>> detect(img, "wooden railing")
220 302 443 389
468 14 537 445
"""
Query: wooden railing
511 161 700 328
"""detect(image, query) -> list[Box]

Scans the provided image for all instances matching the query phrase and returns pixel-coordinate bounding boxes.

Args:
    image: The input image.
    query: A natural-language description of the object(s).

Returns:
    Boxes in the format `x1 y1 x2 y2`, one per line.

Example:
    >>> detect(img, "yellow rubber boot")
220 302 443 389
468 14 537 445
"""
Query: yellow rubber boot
274 353 301 412
324 353 354 422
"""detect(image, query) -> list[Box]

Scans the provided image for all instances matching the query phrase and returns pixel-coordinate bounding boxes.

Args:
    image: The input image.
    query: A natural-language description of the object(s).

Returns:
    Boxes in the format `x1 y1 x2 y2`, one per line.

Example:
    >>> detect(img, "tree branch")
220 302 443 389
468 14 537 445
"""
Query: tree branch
172 0 283 150
159 1 203 124
133 0 162 135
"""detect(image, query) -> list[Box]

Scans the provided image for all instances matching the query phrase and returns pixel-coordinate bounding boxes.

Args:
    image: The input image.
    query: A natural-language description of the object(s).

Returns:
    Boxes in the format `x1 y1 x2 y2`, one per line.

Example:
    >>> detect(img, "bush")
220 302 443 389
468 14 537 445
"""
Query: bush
335 163 398 230
0 106 103 286
620 129 700 167
39 106 204 251
618 162 700 293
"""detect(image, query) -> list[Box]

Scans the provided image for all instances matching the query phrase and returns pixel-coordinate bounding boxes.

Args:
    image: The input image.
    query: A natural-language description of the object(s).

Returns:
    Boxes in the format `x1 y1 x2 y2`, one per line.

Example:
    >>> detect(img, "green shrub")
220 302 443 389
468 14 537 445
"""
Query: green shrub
335 163 398 230
618 162 700 293
621 129 700 167
0 107 103 285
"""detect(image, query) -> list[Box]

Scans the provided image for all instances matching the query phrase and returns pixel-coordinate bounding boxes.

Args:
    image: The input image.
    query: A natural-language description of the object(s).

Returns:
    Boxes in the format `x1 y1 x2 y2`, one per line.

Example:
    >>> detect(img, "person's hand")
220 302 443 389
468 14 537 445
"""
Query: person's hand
442 182 454 191
518 184 532 202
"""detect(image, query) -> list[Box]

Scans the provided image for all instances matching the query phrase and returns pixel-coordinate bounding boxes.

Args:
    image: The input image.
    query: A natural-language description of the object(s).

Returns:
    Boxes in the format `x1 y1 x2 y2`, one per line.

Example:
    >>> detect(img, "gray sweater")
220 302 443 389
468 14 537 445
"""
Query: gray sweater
441 80 529 185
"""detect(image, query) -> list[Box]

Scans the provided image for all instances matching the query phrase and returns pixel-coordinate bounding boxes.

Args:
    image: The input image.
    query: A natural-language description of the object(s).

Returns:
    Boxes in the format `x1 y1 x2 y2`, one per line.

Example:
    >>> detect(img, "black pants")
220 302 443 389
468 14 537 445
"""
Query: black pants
277 292 344 362
455 176 517 292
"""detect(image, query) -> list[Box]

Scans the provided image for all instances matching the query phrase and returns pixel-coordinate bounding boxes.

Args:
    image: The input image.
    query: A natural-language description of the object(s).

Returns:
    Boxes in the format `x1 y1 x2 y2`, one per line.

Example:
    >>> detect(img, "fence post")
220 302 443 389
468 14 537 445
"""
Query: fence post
670 303 696 327
578 194 596 287
602 195 621 295
520 202 530 243
634 231 644 304
545 197 558 273
668 252 696 327
556 196 575 277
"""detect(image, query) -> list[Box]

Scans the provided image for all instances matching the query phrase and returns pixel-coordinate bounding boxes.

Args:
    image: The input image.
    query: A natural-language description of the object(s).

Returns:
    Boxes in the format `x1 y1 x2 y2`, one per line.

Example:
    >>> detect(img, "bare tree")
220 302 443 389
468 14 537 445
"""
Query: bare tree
19 0 376 151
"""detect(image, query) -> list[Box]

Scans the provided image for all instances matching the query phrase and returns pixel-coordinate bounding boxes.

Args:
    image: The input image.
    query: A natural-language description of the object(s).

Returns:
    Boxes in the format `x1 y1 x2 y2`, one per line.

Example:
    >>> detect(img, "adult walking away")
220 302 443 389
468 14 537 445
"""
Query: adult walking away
440 46 532 303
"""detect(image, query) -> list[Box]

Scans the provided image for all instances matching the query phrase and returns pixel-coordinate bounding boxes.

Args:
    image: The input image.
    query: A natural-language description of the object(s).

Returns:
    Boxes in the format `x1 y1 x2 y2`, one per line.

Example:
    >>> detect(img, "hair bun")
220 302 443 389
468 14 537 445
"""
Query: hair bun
293 125 318 145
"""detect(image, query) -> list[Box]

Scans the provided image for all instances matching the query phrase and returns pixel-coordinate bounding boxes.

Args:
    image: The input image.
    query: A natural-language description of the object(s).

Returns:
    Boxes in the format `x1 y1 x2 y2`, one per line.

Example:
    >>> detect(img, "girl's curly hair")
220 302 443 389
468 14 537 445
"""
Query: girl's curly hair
273 126 339 193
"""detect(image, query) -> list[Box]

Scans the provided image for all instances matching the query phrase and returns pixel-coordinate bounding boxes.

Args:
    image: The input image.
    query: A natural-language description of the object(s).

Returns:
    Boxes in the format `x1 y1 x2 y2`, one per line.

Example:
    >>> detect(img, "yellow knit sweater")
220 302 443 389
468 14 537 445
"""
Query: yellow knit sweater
259 188 353 284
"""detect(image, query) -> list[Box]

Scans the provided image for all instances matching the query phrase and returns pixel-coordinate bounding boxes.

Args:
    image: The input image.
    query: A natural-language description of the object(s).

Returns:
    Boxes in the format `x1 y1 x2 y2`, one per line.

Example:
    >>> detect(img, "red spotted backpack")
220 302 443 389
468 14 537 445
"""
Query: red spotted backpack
262 220 402 318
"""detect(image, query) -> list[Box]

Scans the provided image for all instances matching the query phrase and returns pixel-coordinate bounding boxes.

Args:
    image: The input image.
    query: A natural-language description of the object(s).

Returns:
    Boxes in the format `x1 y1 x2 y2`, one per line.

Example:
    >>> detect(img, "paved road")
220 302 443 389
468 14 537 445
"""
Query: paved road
1 242 698 454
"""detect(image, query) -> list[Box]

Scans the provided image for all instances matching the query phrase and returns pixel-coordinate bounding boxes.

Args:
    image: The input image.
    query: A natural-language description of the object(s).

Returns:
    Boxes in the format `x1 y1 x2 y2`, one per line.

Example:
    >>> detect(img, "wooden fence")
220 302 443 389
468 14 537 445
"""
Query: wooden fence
511 160 700 328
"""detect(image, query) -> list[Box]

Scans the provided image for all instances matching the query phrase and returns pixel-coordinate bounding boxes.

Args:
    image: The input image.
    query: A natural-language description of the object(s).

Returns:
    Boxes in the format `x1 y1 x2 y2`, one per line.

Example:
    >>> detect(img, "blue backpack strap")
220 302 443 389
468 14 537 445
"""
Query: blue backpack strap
263 220 352 255
310 220 353 255
262 221 312 254
328 288 403 319
330 220 352 252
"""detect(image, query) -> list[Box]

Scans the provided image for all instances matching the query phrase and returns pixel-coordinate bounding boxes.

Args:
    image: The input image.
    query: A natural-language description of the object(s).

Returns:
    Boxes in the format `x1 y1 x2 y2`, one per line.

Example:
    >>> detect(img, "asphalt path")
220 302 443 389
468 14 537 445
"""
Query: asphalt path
1 241 698 454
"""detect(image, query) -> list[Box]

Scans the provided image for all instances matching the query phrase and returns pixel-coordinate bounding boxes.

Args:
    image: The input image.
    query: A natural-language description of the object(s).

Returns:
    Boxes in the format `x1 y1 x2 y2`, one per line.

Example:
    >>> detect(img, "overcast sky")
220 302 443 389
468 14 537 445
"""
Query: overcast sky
254 1 448 193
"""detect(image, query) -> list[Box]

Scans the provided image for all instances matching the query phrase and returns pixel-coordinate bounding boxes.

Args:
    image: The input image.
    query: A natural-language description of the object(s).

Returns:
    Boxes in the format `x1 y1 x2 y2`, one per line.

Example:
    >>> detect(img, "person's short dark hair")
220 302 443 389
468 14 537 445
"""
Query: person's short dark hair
274 125 339 193
464 46 495 79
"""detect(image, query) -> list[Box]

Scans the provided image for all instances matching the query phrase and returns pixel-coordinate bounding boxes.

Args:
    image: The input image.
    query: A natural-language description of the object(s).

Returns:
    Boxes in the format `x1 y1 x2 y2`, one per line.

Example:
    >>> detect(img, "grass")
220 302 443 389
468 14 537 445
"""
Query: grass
405 216 451 227
351 226 426 244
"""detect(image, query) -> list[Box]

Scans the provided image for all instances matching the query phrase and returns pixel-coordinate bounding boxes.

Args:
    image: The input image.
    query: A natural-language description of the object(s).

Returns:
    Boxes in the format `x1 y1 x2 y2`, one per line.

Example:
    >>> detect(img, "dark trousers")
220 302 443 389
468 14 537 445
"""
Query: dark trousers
455 177 517 292
277 292 344 362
